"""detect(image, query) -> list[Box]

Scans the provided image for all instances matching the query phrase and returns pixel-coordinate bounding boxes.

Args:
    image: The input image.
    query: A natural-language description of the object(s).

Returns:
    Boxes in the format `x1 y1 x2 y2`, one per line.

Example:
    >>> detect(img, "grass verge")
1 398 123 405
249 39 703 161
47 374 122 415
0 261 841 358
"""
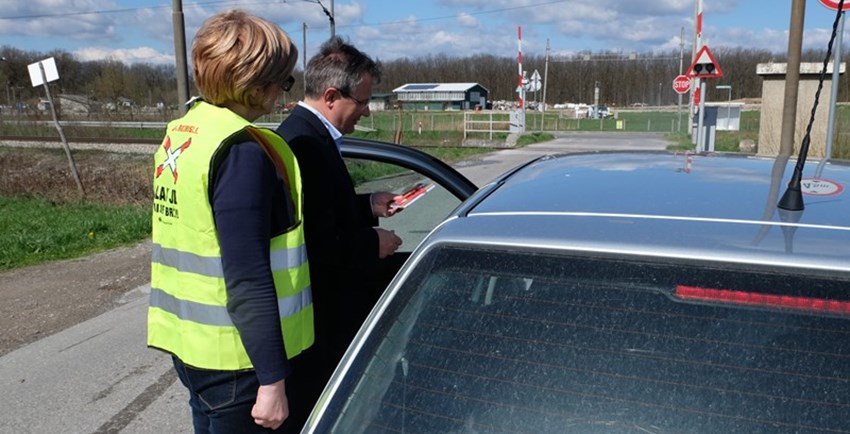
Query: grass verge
0 196 150 270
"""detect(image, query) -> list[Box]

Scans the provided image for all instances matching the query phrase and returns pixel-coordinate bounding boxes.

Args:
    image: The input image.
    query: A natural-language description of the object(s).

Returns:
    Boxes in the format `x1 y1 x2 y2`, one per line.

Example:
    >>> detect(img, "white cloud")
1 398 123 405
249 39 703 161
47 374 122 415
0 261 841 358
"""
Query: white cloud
432 30 463 45
73 46 173 65
457 12 479 28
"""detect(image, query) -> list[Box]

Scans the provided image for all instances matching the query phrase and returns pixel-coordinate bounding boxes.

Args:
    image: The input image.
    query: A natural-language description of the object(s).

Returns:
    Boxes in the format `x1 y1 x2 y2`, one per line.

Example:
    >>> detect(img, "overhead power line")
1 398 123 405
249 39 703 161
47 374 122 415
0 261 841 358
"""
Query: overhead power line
0 1 271 20
1 0 572 31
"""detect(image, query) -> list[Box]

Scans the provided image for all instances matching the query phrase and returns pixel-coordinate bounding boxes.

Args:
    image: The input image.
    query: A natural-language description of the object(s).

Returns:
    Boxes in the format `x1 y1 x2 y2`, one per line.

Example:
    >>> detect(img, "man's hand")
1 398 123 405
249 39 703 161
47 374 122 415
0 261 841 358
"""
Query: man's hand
376 228 402 258
371 191 403 217
252 379 288 430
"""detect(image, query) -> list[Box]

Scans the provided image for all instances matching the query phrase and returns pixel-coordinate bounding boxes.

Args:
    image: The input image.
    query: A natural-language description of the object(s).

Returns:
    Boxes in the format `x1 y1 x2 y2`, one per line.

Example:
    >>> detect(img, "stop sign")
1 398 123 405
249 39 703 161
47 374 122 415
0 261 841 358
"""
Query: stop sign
672 75 690 94
819 0 850 11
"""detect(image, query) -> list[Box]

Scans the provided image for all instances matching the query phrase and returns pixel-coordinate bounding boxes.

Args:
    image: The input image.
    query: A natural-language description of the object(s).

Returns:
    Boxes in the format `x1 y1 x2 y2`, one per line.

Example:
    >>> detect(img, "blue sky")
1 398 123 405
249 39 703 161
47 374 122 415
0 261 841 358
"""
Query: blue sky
0 1 847 66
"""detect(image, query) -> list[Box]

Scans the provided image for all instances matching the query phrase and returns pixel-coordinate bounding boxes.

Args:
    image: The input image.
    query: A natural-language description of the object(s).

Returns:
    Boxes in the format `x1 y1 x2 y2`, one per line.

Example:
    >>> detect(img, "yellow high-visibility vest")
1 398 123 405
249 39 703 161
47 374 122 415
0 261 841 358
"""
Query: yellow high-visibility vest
147 101 313 370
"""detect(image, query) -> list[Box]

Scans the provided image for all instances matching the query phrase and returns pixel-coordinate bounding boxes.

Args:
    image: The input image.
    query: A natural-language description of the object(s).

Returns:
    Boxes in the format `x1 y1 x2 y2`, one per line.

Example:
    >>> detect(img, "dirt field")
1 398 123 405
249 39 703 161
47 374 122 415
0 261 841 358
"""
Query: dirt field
0 146 153 356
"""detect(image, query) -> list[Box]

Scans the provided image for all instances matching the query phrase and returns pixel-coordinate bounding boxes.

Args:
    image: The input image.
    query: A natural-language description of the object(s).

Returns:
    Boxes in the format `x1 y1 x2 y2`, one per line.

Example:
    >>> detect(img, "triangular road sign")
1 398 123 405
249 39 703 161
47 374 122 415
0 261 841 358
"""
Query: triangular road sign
686 45 723 78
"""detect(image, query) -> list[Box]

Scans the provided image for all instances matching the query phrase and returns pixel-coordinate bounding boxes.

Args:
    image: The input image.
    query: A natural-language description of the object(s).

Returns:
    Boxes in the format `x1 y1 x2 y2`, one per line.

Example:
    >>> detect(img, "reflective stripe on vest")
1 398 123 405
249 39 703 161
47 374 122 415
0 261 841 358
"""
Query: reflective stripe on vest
149 284 313 326
151 242 308 277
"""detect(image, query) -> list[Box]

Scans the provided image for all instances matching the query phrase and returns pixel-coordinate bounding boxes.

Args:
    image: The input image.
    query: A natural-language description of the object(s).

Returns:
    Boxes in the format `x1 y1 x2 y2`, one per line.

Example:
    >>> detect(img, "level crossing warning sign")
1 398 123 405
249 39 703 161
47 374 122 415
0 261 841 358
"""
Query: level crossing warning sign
686 46 723 79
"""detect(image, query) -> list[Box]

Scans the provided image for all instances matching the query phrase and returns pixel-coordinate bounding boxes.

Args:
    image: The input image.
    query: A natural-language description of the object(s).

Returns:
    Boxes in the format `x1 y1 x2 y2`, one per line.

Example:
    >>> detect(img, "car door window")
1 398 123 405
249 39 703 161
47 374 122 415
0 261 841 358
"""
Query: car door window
344 157 463 251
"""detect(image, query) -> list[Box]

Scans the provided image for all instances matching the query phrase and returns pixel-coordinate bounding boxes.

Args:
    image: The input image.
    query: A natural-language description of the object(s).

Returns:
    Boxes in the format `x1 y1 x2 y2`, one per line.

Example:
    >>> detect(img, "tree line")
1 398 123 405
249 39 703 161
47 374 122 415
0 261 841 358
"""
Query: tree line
0 44 844 112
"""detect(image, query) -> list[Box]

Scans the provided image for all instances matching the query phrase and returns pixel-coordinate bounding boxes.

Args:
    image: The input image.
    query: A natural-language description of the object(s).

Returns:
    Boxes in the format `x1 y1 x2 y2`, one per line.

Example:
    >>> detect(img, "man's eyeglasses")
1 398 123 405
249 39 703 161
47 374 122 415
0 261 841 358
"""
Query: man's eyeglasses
339 90 369 108
281 76 295 92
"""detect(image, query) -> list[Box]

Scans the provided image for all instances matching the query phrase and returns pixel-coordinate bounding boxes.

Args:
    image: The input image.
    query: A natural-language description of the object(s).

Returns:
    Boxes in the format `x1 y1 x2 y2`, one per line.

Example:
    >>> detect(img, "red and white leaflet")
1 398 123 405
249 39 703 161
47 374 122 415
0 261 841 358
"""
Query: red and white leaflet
392 182 435 209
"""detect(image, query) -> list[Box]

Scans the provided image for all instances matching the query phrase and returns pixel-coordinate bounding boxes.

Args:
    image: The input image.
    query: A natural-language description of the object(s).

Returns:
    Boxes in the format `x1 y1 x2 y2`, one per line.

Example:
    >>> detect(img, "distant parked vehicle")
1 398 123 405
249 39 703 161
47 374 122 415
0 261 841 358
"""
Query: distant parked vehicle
587 104 611 119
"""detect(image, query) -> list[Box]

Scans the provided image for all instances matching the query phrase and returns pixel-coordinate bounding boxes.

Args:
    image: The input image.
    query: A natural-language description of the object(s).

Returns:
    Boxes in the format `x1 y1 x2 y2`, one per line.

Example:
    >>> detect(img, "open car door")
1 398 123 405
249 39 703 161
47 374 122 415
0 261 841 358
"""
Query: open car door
340 137 478 253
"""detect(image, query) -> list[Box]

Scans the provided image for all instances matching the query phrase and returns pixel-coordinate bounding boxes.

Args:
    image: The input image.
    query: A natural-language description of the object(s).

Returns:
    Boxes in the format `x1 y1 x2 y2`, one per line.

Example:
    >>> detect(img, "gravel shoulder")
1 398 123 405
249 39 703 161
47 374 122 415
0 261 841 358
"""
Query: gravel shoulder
0 240 152 357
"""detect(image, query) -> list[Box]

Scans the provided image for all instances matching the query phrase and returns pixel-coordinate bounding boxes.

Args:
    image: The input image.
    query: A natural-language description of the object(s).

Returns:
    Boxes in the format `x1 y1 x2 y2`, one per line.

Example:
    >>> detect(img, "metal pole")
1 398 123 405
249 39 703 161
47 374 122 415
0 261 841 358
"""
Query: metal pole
317 0 335 39
780 0 806 156
594 81 599 111
658 82 662 106
1 57 8 106
690 0 703 139
822 11 844 168
39 62 84 196
302 22 308 93
542 38 549 117
678 26 684 133
696 80 706 151
172 0 190 114
727 86 732 129
0 57 6 124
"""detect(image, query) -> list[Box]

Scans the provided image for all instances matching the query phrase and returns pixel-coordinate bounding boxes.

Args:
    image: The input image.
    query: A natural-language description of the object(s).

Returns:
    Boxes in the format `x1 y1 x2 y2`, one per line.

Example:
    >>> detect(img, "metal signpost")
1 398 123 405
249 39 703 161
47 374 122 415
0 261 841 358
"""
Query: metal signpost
673 75 690 133
28 57 84 196
686 46 724 152
817 0 848 176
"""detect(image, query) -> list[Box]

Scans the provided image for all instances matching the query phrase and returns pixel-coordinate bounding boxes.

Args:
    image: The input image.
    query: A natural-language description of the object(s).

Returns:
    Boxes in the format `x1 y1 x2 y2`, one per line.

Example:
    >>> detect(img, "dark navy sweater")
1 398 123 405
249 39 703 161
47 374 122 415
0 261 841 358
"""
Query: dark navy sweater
212 141 292 385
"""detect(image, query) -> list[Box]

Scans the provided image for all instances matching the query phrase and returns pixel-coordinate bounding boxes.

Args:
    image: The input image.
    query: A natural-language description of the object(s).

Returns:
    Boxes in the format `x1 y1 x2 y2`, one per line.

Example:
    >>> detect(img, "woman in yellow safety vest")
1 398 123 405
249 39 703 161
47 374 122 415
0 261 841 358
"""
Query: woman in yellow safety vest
147 10 312 433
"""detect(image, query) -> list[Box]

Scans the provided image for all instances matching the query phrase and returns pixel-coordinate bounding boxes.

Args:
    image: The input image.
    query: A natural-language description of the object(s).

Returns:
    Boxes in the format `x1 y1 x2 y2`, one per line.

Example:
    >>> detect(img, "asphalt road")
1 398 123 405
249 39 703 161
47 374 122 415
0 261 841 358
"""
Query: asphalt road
0 132 671 434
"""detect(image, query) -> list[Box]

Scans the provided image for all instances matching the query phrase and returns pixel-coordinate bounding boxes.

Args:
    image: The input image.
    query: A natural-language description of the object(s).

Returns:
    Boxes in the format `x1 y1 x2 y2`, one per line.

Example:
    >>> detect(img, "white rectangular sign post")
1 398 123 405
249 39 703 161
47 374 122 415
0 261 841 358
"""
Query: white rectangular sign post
28 57 84 196
27 57 59 86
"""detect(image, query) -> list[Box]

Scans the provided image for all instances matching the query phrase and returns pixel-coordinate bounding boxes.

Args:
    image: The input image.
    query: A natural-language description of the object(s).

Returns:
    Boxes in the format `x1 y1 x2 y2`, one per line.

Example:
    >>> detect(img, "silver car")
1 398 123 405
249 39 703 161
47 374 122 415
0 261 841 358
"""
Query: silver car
306 150 850 433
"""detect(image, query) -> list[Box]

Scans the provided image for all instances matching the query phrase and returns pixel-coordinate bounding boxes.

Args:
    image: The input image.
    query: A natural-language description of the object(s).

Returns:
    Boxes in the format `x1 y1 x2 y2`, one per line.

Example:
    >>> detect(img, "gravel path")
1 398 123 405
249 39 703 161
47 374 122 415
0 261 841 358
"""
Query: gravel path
0 139 158 154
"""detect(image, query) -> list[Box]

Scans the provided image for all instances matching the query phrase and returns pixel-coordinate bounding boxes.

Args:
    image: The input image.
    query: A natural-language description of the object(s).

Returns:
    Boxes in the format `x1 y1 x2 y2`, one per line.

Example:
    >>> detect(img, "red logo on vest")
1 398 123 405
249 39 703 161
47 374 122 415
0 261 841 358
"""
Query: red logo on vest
156 137 192 183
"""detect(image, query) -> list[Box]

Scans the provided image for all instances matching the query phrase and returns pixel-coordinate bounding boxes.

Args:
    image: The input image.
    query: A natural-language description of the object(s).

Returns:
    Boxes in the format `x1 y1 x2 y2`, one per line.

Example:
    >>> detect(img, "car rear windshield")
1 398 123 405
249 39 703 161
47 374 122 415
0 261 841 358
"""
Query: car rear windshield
317 246 850 434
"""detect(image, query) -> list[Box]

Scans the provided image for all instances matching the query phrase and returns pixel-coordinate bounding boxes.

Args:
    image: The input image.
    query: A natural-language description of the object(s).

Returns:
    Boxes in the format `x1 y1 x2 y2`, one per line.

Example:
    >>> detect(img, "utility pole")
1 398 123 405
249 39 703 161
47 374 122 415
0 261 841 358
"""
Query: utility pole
1 57 8 108
317 0 335 39
678 26 684 132
542 38 550 117
303 22 308 92
172 0 190 115
780 0 805 156
0 57 6 126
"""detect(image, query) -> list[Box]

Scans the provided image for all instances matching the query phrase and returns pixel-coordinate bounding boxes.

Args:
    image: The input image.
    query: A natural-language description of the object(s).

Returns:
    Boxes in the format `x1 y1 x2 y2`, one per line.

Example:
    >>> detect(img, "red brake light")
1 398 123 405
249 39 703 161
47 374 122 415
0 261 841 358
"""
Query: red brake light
675 285 850 314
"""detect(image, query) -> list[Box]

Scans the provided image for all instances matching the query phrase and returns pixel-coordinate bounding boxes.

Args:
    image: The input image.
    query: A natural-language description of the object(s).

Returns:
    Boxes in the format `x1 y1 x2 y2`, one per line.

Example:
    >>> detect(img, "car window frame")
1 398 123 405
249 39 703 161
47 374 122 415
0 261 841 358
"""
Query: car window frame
340 137 478 201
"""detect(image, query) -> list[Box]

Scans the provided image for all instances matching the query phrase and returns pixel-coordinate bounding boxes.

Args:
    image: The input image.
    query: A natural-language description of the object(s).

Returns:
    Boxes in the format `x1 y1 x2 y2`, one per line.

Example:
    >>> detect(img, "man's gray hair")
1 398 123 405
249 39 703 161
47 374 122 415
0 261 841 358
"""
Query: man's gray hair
304 36 382 99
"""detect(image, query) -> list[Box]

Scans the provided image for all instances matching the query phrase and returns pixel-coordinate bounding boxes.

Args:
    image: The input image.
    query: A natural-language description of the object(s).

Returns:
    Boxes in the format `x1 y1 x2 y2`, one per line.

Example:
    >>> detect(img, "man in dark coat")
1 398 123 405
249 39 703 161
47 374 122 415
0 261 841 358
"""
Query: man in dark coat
275 36 404 431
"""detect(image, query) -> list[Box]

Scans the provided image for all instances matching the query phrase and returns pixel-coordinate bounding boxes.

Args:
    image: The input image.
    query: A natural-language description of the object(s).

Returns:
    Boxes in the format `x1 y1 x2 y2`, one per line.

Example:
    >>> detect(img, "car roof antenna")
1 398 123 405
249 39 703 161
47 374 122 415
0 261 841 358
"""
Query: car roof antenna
778 0 845 211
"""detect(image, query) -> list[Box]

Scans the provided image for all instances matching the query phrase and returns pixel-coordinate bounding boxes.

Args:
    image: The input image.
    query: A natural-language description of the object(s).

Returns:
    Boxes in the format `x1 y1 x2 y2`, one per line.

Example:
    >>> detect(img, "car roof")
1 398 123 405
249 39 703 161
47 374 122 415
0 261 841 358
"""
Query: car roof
424 151 850 272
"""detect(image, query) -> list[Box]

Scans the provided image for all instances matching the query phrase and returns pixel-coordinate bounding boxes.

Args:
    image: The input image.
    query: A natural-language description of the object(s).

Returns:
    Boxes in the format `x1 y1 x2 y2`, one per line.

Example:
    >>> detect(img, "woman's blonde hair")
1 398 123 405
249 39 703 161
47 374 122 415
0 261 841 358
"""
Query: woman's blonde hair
192 10 297 108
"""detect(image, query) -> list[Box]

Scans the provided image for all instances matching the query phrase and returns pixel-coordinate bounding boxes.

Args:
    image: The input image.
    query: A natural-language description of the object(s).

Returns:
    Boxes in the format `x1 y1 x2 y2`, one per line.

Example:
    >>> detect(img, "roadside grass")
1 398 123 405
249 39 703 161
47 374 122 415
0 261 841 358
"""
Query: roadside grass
0 196 150 270
517 132 555 146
